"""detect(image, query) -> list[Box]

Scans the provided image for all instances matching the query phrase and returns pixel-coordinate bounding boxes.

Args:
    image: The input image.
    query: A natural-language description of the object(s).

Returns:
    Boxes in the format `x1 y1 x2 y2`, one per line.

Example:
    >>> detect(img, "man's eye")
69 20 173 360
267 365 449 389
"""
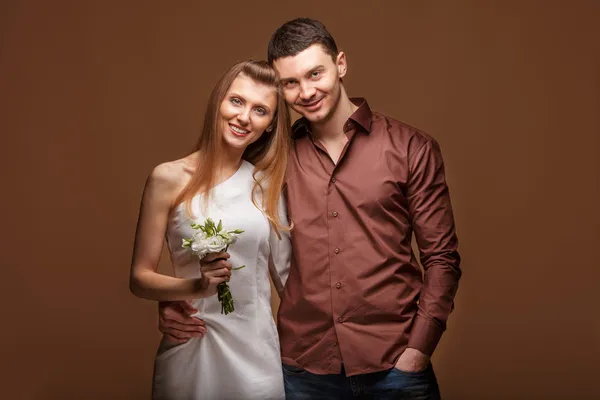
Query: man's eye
285 81 297 88
312 71 320 78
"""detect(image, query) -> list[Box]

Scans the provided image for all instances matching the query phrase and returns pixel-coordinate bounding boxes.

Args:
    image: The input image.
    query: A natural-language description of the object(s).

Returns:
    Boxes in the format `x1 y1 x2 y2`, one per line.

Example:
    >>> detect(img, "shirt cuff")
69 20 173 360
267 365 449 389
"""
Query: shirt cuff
407 314 444 356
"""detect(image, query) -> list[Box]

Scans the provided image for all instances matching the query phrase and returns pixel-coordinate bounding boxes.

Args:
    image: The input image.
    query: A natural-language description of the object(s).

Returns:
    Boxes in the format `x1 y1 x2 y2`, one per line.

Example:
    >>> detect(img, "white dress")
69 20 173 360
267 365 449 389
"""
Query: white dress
152 160 290 400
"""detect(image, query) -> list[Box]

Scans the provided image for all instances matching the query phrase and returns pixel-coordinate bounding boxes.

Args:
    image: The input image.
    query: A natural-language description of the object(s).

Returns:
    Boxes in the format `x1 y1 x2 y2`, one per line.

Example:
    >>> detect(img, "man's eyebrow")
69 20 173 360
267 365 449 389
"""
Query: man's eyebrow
306 65 325 76
279 65 326 83
305 65 325 76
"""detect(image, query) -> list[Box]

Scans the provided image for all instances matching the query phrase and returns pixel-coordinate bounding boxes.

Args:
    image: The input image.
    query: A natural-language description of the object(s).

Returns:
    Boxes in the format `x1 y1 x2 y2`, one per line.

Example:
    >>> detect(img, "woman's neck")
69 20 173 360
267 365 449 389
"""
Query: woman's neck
217 147 244 180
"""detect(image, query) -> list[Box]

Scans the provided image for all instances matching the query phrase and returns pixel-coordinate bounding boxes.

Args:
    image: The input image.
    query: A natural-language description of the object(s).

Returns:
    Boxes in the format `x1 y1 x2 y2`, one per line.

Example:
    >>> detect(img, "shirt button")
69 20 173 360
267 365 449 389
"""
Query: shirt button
331 177 336 183
334 248 340 254
335 282 342 289
332 211 338 217
337 317 343 323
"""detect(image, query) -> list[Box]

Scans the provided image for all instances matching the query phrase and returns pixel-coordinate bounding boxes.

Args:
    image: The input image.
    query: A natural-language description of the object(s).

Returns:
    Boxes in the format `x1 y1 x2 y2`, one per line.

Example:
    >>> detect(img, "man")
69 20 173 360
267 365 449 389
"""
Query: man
158 18 461 399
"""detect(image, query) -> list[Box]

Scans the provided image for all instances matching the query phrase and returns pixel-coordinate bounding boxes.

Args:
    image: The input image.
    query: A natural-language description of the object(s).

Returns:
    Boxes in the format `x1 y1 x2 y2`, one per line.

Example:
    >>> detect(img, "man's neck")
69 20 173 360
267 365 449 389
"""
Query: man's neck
310 87 357 140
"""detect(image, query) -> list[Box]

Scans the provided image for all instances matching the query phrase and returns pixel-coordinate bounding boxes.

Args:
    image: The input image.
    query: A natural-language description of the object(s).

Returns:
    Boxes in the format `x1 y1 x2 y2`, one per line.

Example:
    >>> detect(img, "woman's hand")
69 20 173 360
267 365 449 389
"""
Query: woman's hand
197 251 232 297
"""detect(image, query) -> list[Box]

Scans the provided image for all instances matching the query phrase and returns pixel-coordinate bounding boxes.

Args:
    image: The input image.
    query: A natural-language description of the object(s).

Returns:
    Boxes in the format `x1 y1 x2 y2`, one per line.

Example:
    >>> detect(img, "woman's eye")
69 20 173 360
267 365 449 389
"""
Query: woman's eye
231 98 242 105
255 108 266 116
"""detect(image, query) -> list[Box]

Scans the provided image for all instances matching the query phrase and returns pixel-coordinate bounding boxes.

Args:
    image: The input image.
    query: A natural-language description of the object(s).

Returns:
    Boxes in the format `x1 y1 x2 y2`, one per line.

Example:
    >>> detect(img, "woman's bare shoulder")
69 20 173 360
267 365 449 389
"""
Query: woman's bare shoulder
146 153 197 198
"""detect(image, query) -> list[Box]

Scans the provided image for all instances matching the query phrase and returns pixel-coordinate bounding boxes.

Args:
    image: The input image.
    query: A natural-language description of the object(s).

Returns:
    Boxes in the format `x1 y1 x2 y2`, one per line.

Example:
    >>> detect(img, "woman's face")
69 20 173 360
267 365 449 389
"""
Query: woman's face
219 74 277 152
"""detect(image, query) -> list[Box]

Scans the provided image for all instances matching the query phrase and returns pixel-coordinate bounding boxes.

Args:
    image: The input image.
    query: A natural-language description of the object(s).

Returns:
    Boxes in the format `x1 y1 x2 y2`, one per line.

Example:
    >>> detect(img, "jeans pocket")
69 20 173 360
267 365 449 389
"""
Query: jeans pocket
282 363 307 376
386 364 439 397
390 364 430 377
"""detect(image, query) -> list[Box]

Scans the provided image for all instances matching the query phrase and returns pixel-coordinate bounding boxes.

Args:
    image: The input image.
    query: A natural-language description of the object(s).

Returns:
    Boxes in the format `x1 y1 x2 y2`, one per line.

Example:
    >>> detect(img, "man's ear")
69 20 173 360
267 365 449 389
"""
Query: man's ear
336 51 347 79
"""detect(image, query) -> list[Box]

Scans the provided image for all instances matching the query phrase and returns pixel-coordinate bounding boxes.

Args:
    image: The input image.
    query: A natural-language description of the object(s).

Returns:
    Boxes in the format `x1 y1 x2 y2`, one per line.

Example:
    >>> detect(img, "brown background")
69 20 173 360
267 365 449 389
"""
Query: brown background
2 1 598 399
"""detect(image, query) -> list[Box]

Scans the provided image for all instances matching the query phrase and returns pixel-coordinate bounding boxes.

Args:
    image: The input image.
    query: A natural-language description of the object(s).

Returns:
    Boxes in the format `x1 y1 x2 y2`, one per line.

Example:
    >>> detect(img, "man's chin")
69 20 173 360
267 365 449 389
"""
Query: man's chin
299 109 328 124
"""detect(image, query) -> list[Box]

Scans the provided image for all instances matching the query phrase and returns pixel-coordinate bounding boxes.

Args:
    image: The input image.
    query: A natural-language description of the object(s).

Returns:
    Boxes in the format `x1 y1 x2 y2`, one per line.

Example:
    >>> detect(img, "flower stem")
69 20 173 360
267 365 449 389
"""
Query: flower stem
217 282 235 314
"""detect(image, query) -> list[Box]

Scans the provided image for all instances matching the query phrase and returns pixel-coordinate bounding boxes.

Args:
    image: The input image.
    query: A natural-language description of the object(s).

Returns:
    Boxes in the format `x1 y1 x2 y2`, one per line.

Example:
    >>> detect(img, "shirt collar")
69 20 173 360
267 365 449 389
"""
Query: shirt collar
292 97 373 138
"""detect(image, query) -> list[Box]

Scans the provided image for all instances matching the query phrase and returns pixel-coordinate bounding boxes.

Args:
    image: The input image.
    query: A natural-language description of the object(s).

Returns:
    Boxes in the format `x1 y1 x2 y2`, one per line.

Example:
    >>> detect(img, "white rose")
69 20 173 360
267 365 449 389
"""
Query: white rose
190 232 211 258
205 235 228 253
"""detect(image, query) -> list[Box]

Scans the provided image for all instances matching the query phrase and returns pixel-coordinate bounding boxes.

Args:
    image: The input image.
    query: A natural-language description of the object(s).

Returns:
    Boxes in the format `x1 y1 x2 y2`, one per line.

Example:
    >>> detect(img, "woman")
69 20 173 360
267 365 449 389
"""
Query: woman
129 60 292 400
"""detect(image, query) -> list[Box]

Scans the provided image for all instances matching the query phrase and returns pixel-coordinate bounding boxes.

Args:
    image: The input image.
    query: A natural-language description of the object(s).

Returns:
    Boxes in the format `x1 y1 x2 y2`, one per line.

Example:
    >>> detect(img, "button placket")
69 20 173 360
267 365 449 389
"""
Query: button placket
328 164 345 360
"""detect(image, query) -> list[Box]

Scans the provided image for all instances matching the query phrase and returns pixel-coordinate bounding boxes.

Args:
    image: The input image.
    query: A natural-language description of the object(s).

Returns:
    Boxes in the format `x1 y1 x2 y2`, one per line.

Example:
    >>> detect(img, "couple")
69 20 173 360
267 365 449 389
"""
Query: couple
130 18 461 400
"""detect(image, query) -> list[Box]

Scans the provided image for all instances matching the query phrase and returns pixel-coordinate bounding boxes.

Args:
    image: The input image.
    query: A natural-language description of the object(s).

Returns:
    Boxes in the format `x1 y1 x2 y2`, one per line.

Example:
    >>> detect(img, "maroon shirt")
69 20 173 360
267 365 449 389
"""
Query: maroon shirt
277 98 461 376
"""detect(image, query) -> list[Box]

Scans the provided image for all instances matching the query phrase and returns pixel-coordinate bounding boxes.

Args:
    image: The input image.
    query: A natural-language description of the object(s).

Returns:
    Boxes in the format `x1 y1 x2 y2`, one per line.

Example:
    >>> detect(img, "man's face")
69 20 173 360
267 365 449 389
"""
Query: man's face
273 44 347 124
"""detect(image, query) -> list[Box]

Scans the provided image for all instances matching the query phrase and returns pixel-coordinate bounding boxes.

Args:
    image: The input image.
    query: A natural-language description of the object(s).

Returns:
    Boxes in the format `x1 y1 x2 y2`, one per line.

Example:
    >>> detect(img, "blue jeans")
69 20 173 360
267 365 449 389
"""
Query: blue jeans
283 363 441 400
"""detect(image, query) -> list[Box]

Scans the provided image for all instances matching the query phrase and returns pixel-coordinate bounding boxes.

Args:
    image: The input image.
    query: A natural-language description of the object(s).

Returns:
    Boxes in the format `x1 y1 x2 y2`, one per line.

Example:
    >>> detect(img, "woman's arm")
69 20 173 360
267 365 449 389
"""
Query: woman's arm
129 163 231 301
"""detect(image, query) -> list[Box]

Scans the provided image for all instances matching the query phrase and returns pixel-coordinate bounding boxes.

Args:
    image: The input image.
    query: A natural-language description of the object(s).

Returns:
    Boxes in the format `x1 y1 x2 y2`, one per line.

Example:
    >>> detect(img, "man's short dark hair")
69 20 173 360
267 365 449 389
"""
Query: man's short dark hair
267 18 338 65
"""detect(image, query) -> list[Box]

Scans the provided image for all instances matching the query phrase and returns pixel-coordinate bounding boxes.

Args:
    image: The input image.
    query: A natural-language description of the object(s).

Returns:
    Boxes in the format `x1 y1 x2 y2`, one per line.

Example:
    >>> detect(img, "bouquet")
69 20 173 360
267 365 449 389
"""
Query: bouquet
182 218 245 314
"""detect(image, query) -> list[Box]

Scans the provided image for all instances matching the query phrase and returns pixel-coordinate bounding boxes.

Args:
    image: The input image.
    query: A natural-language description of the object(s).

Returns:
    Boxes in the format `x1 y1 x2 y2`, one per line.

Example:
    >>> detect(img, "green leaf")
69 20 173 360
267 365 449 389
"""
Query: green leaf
232 229 245 234
217 219 223 233
232 265 245 270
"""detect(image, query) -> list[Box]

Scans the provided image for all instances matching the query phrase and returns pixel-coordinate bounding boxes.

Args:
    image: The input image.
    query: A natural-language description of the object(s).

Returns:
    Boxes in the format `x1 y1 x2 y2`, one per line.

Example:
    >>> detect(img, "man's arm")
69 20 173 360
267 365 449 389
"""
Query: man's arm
405 137 462 357
268 196 291 297
158 301 206 344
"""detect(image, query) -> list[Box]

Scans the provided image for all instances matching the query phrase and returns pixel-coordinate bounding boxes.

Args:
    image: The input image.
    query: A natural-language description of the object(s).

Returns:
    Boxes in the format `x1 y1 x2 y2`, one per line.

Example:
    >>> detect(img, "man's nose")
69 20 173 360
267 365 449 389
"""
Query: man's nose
299 82 316 101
